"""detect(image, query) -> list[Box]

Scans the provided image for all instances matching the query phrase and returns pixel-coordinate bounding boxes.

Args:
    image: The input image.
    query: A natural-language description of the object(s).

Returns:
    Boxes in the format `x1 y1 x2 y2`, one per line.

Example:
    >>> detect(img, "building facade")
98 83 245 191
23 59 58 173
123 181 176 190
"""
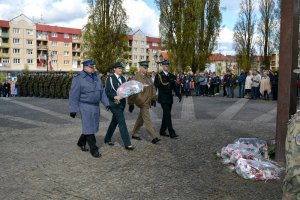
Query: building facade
0 14 82 75
127 30 162 72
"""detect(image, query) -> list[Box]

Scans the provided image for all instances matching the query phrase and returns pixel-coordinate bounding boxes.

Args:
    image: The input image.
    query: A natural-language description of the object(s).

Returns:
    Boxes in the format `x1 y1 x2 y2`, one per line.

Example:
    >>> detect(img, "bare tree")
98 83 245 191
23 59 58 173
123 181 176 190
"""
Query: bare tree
258 0 276 69
233 0 256 71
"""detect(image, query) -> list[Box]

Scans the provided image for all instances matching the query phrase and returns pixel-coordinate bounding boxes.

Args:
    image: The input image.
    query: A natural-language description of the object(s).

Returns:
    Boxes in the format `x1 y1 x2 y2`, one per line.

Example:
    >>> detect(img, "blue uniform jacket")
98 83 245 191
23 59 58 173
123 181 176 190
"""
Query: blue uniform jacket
69 71 109 135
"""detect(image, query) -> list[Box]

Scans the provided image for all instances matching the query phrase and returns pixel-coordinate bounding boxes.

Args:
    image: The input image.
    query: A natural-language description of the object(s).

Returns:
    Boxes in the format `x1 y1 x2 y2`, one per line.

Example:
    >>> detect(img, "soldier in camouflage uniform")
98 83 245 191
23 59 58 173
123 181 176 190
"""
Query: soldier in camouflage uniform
43 74 51 98
28 74 34 97
49 74 57 98
22 75 29 97
55 73 63 98
33 74 39 97
39 74 45 97
282 111 300 199
61 74 69 99
67 74 74 97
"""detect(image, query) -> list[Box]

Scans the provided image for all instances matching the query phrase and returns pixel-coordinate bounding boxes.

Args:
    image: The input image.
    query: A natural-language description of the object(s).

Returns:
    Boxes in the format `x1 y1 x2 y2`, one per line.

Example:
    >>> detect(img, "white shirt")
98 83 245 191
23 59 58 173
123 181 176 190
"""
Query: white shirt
163 70 169 76
114 73 122 84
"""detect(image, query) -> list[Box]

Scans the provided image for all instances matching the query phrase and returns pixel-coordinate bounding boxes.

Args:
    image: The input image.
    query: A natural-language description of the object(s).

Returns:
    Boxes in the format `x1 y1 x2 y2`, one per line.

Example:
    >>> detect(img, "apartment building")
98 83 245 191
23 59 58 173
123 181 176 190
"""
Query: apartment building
127 30 162 72
0 14 82 74
0 15 161 77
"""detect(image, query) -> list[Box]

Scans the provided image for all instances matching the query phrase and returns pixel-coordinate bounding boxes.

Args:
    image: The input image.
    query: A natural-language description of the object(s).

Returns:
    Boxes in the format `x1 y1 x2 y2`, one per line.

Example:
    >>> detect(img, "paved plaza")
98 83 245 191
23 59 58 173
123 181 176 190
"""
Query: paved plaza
0 96 282 199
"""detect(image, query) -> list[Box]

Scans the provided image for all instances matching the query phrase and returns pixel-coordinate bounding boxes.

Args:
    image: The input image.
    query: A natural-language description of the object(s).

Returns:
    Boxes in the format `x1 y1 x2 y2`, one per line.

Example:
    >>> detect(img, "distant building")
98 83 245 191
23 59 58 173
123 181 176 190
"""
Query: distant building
0 15 161 78
127 29 162 72
208 53 238 76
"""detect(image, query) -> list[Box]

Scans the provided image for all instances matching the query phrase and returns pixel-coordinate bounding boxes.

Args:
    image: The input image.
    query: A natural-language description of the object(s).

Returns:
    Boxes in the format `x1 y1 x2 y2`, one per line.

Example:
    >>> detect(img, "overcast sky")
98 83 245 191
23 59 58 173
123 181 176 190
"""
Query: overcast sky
0 0 254 55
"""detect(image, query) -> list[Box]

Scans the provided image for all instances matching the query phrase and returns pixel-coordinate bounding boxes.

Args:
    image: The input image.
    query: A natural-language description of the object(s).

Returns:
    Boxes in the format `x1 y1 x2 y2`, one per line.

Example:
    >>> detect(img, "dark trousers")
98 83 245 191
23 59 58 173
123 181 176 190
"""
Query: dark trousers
105 106 131 147
160 103 176 136
272 85 278 100
77 134 87 146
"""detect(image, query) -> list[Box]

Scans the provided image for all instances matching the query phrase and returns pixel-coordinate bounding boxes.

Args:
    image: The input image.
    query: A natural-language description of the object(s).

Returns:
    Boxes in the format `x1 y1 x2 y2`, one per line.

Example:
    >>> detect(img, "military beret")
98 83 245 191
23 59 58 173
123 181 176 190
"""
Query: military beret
161 60 170 65
139 60 150 68
112 62 124 68
83 59 95 67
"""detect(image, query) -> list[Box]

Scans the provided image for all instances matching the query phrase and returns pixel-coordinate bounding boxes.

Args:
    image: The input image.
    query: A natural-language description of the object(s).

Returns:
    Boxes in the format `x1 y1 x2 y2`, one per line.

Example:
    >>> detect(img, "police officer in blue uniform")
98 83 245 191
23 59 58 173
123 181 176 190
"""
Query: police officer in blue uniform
69 60 110 158
154 60 182 138
104 62 134 150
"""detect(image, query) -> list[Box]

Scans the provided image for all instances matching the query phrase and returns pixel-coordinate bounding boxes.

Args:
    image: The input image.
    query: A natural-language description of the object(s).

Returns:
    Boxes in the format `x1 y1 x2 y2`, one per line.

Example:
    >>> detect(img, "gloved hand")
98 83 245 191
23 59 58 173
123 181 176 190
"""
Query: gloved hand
129 105 134 113
151 100 156 107
106 106 110 111
178 95 182 103
70 112 76 118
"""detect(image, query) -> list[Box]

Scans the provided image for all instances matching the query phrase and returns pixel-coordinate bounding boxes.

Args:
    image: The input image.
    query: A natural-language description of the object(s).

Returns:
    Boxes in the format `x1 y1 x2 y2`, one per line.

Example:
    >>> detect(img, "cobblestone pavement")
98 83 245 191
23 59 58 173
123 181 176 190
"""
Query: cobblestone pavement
0 96 282 200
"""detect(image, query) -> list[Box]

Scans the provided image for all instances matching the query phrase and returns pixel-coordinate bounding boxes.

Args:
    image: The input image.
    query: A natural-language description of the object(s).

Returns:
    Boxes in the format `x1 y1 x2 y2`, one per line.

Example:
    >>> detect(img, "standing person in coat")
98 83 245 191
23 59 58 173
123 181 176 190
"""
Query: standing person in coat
260 72 271 100
3 80 10 97
245 71 253 98
128 61 161 144
104 62 134 150
154 60 182 138
237 70 246 98
69 60 110 158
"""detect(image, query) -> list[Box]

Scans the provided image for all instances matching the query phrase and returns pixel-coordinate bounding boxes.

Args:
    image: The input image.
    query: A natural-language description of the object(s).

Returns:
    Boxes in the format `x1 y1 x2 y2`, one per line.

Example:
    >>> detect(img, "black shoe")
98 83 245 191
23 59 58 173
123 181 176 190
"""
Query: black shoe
170 134 178 139
160 132 169 137
125 145 135 150
104 141 114 146
91 151 101 158
132 136 142 140
151 137 161 144
78 145 89 151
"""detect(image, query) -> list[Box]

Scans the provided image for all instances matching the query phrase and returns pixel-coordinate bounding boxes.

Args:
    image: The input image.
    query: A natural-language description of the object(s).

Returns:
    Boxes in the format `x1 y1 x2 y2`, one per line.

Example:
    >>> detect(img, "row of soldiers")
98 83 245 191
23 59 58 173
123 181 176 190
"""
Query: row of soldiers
16 73 75 98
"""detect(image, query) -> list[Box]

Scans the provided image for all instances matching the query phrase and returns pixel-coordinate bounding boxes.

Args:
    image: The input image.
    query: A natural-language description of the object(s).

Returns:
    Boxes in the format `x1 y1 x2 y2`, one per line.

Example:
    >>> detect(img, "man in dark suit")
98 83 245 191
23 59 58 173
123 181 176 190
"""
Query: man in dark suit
154 60 182 138
104 62 134 150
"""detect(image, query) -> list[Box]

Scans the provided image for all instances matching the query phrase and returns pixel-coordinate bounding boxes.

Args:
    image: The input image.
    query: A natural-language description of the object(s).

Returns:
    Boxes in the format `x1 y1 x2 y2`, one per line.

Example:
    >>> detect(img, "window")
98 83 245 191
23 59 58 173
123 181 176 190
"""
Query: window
52 60 58 65
2 58 10 63
134 41 138 45
13 28 20 34
140 48 144 53
51 51 58 55
64 51 69 56
51 42 57 46
26 40 33 45
141 41 145 45
27 29 33 35
13 38 20 44
152 42 158 47
153 50 157 54
134 48 137 52
13 49 20 54
27 59 33 64
134 55 137 59
13 58 21 63
64 60 69 65
26 49 33 54
64 33 69 38
133 63 137 67
64 43 69 47
72 34 78 39
140 56 144 60
52 32 58 37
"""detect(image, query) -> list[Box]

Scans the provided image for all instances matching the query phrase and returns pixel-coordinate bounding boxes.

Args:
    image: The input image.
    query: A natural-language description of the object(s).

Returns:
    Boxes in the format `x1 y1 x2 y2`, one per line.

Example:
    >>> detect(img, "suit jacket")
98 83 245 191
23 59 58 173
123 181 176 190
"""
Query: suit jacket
154 71 181 104
105 74 126 109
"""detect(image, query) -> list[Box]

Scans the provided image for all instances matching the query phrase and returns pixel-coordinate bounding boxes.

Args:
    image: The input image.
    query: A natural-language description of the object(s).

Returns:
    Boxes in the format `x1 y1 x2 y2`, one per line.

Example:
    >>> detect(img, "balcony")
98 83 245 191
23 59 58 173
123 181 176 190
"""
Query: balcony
37 45 48 50
37 35 48 40
1 32 9 38
72 38 80 43
72 48 81 52
0 42 9 48
0 53 9 57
